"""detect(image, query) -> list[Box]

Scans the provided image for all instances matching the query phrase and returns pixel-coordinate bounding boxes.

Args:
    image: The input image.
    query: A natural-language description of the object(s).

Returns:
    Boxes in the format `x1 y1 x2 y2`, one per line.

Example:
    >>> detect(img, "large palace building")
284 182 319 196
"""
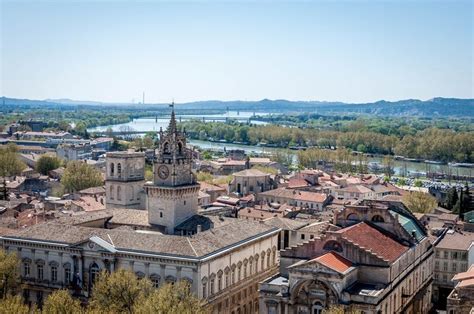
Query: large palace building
259 200 434 314
0 108 280 313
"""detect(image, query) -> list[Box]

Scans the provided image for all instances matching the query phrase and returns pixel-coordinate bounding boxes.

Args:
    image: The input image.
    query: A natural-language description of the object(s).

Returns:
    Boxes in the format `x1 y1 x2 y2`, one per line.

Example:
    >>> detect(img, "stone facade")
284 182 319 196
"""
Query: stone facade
229 168 275 196
105 151 145 209
260 200 433 314
144 109 199 233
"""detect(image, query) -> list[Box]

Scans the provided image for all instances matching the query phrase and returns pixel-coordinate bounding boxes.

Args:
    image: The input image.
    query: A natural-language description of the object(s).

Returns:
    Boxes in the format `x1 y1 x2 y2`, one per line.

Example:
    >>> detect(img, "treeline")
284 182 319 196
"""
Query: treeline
180 120 474 162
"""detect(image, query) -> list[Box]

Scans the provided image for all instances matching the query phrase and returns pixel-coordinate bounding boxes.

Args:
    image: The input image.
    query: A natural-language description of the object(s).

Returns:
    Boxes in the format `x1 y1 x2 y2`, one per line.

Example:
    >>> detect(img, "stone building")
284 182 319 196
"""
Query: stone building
229 168 275 196
0 107 280 313
259 200 433 314
257 187 330 211
446 265 474 314
105 151 145 210
56 143 92 161
144 109 200 234
432 229 474 309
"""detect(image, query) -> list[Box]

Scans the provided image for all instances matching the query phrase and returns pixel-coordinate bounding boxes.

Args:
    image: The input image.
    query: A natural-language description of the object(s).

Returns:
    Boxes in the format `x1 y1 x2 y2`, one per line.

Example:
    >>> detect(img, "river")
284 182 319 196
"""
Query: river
87 111 268 133
89 116 473 178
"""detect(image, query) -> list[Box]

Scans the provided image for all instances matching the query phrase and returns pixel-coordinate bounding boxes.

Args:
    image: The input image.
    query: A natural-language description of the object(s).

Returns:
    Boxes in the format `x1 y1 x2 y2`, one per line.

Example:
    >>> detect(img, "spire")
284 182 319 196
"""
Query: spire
167 101 177 134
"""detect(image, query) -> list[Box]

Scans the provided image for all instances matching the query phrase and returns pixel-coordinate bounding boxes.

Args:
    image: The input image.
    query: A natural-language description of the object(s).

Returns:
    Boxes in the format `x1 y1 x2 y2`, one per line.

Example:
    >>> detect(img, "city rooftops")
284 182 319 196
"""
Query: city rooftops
1 216 278 260
436 230 474 251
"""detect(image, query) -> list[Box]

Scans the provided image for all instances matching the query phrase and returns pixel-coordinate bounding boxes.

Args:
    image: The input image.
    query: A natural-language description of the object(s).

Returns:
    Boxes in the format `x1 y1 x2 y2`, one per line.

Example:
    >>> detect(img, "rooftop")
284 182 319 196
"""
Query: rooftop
315 252 353 273
2 215 278 260
337 222 409 262
436 230 474 251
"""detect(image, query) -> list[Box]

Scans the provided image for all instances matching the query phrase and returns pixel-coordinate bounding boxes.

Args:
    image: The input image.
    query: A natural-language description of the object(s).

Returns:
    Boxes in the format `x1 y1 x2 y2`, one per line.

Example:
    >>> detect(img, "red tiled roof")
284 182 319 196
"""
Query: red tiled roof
338 222 408 262
315 252 352 273
287 178 310 189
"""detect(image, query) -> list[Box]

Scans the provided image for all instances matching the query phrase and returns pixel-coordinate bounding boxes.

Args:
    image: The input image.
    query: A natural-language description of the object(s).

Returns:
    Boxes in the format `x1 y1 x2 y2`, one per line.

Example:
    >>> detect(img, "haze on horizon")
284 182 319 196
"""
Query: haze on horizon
1 0 473 104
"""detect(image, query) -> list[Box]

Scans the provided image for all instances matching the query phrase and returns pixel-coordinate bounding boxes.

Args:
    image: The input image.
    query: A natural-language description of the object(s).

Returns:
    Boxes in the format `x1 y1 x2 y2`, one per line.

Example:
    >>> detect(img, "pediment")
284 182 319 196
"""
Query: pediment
72 236 117 253
289 259 341 276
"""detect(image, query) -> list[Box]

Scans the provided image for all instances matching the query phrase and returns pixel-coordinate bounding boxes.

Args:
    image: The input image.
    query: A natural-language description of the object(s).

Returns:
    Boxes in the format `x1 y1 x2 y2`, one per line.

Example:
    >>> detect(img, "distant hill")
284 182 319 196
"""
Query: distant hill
2 96 473 117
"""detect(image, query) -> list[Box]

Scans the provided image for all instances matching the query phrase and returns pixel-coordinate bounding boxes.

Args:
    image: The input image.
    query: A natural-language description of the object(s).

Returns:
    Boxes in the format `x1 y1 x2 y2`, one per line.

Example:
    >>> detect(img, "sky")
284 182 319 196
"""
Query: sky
1 0 473 104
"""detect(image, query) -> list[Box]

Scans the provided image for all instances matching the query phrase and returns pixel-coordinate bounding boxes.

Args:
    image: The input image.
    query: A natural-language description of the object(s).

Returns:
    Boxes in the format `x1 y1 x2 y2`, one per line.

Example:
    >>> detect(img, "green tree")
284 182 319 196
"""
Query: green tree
74 121 87 137
0 145 26 200
61 161 103 193
445 187 458 210
134 281 206 314
413 180 423 188
403 191 438 214
0 295 30 314
43 289 83 314
89 269 152 313
0 249 20 298
35 155 62 175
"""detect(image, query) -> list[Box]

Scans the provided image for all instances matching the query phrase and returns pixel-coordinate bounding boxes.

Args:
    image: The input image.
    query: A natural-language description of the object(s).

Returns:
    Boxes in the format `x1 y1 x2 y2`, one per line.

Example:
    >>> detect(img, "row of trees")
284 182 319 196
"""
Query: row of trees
181 120 474 162
0 146 103 199
0 249 206 313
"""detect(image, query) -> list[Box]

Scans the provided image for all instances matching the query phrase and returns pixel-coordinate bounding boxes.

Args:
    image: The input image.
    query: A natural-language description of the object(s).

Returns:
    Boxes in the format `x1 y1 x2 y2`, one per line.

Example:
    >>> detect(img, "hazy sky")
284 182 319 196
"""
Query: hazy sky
1 0 472 103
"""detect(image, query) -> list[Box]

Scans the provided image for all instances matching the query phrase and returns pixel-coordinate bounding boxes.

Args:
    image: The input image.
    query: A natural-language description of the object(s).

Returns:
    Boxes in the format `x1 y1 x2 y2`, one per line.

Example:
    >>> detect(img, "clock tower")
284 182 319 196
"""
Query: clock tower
145 105 200 234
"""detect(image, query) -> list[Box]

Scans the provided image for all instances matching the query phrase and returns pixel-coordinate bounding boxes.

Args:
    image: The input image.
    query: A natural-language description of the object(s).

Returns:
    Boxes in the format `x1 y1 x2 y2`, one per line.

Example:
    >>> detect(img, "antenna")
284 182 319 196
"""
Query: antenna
142 91 145 105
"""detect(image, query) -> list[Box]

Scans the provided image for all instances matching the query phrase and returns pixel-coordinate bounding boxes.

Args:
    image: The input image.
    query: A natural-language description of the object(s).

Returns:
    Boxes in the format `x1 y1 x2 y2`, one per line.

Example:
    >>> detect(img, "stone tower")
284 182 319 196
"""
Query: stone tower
105 151 145 209
145 106 200 234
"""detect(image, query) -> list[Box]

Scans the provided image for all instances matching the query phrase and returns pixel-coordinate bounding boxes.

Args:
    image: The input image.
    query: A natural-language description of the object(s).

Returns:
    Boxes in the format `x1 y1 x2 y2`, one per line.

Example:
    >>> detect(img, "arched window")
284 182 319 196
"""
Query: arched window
323 240 343 252
49 261 59 282
201 276 208 298
64 263 72 284
261 252 265 271
163 142 170 154
110 185 114 200
90 263 100 285
347 213 359 221
372 215 385 223
312 301 324 314
117 186 121 201
117 163 122 177
217 270 223 291
231 264 236 284
165 275 176 284
135 271 145 279
36 259 45 281
110 163 115 176
178 141 183 155
266 250 271 268
272 247 277 265
150 274 160 288
255 254 259 273
22 258 31 277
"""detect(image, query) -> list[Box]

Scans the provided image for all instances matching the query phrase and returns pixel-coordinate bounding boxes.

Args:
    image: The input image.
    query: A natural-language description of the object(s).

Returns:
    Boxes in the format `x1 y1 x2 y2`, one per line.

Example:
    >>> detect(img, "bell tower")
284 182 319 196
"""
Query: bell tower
145 103 200 234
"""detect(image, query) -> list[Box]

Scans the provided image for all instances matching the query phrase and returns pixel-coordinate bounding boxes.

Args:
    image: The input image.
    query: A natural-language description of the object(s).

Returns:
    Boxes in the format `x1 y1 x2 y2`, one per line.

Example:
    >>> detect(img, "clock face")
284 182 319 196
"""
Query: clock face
158 165 170 180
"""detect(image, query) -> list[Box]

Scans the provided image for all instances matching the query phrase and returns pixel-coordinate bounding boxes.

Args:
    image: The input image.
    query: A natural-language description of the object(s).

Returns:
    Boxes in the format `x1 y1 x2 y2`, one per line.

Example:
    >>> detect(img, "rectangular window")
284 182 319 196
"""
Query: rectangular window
23 263 30 277
443 262 448 271
202 282 207 298
210 279 215 295
452 263 457 272
444 251 448 259
301 234 305 240
51 266 57 282
37 265 44 281
435 250 440 258
452 252 458 259
435 261 439 270
443 274 447 282
65 268 71 284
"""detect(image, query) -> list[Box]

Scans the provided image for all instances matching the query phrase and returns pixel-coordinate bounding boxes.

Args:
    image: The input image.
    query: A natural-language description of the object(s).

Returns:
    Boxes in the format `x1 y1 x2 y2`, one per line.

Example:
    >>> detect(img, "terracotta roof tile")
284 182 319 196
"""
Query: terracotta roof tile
315 252 352 273
338 222 408 262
